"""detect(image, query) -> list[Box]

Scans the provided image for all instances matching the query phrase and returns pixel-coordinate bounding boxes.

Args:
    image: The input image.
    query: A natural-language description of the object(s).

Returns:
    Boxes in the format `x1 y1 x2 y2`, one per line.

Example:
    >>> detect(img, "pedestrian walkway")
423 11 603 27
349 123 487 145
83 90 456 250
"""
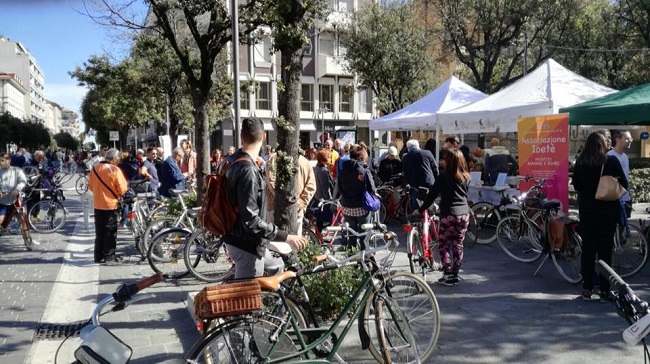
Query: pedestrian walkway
3 203 650 363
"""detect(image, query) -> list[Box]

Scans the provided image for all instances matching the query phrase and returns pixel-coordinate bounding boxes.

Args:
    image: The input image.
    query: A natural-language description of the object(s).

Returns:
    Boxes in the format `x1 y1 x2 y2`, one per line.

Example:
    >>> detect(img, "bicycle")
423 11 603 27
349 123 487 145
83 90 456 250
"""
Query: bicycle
183 225 234 282
0 192 35 250
596 260 650 361
74 167 90 195
63 273 164 364
27 179 68 234
496 193 583 284
301 198 346 246
146 207 199 279
376 179 414 224
142 188 196 255
404 205 442 281
185 224 441 363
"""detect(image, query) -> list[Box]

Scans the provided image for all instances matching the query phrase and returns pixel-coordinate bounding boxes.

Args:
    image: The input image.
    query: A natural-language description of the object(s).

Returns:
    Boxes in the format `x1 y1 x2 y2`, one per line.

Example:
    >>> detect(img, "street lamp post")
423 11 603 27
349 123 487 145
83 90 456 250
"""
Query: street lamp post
319 106 329 143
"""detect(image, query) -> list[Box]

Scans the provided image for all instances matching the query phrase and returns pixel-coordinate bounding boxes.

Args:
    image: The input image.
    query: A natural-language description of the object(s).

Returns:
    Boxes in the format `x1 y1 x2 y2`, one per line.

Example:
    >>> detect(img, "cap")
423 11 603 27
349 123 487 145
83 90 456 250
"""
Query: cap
388 146 398 156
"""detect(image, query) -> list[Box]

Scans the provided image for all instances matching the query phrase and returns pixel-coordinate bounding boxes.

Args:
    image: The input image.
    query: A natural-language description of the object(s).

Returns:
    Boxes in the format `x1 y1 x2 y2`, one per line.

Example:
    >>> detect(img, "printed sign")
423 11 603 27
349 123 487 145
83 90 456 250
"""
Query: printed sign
109 131 119 141
517 114 569 212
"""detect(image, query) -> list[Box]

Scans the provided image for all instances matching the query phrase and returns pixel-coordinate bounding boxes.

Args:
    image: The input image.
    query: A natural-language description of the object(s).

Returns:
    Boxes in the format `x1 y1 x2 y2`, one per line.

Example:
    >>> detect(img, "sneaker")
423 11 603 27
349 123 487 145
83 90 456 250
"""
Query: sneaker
580 289 593 301
31 215 41 222
437 272 459 286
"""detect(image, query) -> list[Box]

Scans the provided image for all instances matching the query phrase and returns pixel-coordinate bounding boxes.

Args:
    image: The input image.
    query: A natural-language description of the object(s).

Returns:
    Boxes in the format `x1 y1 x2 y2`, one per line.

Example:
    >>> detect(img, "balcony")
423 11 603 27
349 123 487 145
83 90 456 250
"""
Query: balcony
317 54 350 78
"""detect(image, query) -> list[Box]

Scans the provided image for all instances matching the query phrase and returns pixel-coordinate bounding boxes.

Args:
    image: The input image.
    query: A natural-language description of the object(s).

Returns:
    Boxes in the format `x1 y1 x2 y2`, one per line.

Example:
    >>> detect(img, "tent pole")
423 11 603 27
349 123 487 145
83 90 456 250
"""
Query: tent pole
435 124 440 163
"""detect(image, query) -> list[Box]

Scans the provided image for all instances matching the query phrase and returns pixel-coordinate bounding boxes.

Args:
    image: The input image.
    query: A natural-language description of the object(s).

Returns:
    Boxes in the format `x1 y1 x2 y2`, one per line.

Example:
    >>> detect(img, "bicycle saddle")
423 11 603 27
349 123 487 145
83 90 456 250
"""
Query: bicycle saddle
255 270 297 291
187 207 201 218
542 199 561 211
268 241 293 255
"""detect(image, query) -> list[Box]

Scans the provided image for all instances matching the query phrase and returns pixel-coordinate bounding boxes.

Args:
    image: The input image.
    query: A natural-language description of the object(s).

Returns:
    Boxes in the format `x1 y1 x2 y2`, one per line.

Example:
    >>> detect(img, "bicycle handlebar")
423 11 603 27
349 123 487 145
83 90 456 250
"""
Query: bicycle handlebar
113 273 164 303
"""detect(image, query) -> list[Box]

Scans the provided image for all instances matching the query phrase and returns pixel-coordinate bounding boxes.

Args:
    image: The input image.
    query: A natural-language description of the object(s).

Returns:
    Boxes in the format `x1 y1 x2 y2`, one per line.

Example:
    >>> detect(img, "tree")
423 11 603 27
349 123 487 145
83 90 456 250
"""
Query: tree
263 0 328 232
340 1 438 115
53 132 79 151
429 0 582 93
92 0 269 199
71 55 161 147
0 113 51 151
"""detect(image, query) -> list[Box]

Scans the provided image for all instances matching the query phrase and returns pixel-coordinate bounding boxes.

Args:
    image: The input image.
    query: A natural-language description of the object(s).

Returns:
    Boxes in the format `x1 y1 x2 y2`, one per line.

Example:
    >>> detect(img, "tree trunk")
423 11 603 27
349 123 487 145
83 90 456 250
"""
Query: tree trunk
274 47 303 233
192 95 210 201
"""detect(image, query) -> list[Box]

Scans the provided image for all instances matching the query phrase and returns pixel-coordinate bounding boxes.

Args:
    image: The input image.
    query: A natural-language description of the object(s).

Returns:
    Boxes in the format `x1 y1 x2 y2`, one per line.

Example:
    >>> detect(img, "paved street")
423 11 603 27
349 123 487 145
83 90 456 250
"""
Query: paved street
2 186 650 363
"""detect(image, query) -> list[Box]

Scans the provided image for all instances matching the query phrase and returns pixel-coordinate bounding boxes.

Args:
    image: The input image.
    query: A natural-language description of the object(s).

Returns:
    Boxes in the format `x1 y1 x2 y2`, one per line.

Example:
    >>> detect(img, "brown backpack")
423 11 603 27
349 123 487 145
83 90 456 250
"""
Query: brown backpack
199 157 250 236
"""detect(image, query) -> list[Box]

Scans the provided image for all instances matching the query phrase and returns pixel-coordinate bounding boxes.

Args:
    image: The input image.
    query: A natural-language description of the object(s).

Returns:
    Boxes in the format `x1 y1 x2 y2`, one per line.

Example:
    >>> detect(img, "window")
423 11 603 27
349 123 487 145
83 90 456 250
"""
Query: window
240 90 250 110
256 82 271 110
319 33 335 57
330 0 353 12
319 85 333 111
339 85 354 113
301 84 314 111
254 37 272 65
359 88 373 113
303 39 312 56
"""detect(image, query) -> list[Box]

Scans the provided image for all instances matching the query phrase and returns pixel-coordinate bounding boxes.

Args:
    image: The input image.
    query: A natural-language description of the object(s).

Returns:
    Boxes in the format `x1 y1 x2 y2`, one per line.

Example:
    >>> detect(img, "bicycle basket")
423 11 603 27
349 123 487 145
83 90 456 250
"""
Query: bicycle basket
194 280 262 319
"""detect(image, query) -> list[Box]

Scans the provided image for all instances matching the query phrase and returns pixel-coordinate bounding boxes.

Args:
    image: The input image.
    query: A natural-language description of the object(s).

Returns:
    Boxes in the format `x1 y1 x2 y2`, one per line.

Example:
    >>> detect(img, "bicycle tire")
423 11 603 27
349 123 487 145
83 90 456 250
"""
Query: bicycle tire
551 229 582 284
375 295 420 363
302 226 321 245
75 175 89 194
612 224 649 278
364 271 440 363
465 209 479 247
28 200 66 233
184 228 234 282
471 202 501 245
147 227 192 278
379 201 388 224
496 216 543 263
406 228 425 278
185 316 298 363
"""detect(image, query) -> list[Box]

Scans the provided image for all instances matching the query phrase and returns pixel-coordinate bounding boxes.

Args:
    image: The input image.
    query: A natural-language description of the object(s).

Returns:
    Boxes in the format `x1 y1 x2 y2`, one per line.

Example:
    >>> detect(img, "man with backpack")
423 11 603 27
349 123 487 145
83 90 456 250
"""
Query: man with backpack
219 117 307 279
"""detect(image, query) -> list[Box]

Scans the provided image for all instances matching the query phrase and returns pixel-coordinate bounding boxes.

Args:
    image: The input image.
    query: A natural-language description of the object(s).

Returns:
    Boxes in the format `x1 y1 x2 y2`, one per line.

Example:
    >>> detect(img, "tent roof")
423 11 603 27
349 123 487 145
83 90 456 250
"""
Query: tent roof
369 76 486 131
437 59 616 133
558 82 650 125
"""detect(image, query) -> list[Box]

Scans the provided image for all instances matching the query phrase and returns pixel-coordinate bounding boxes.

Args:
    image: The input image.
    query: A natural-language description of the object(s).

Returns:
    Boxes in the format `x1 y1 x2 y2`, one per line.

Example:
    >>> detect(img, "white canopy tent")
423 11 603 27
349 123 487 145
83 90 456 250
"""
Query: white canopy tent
369 76 487 131
437 59 616 134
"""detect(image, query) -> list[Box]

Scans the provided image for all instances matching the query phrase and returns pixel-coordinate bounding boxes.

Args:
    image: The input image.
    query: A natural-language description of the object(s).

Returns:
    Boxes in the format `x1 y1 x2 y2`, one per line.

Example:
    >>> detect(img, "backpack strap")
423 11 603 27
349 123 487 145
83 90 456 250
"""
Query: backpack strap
92 164 120 199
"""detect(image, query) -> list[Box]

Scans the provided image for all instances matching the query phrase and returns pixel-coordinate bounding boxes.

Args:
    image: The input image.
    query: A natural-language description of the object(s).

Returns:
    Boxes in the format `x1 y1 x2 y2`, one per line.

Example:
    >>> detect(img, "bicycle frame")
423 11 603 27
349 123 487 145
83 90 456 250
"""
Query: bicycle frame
378 185 410 220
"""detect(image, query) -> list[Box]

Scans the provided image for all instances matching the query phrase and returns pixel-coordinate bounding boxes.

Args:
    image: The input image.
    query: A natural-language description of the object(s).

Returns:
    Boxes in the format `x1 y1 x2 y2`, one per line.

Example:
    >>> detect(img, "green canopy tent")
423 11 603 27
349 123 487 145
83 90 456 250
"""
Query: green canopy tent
559 82 650 125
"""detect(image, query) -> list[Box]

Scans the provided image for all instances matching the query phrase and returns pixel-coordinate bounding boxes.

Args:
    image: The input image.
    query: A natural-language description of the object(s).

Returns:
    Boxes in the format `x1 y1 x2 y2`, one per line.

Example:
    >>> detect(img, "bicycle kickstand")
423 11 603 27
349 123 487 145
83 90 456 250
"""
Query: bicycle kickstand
533 253 551 277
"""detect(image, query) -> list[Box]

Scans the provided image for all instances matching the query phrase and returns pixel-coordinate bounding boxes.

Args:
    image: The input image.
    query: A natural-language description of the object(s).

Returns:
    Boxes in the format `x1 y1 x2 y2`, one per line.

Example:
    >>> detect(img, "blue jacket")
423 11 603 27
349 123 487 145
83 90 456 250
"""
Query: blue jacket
158 156 184 197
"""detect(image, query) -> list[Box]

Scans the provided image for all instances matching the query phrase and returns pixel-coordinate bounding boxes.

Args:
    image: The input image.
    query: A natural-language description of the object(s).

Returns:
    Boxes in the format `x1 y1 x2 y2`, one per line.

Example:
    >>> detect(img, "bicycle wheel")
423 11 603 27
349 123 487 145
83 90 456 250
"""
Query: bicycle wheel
375 295 420 363
364 271 440 363
184 228 234 282
551 229 582 284
28 200 66 233
147 227 191 278
406 228 425 278
142 217 178 252
302 225 321 245
612 224 649 278
379 201 388 224
185 317 298 363
465 210 479 247
75 175 89 194
471 202 501 245
496 216 543 263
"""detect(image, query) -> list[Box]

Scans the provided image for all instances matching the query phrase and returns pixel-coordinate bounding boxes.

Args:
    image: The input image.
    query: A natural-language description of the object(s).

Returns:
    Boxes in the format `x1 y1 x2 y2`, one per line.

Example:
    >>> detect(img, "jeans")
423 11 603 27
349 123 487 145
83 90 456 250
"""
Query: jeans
225 244 285 279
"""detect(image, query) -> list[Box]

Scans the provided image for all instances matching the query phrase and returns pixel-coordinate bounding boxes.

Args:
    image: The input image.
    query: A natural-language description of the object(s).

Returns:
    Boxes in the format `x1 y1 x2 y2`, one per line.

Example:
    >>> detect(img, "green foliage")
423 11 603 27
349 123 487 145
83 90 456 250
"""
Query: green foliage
295 244 364 321
433 0 581 92
53 132 79 151
629 168 650 202
630 158 650 171
339 1 437 114
166 193 199 217
0 112 51 150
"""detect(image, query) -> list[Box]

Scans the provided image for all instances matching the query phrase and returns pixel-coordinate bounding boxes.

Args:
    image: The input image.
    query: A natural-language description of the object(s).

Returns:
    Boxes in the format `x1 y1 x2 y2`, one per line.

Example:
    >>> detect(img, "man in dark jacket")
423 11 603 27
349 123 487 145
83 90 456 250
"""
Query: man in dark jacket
378 146 402 185
158 147 185 197
402 139 438 210
222 117 307 279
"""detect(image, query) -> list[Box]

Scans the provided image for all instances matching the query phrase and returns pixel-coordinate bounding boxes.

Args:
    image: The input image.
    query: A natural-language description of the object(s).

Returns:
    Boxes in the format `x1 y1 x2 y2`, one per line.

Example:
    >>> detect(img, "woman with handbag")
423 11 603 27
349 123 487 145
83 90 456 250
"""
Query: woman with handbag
337 144 376 249
418 149 471 286
573 132 628 301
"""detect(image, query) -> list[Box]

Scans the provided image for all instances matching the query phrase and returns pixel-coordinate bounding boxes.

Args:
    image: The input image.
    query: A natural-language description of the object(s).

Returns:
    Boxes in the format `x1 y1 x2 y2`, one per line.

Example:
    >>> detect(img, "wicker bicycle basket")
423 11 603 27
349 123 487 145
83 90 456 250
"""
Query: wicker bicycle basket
194 280 262 319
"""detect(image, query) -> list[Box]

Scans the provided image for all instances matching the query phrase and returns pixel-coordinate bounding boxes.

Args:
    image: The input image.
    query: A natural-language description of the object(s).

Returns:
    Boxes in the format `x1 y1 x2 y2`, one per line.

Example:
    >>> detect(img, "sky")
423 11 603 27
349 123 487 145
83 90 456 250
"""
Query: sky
1 0 149 135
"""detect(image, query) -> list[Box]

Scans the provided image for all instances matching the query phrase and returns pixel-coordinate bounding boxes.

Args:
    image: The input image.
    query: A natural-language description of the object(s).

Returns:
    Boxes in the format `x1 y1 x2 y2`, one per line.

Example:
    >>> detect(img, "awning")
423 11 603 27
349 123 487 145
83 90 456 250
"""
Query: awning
300 120 316 131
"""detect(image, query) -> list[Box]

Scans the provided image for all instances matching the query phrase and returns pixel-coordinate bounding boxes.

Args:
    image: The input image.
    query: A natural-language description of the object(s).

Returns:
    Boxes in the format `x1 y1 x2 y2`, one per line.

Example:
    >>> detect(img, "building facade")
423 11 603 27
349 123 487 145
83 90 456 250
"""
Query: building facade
44 99 63 133
213 0 377 150
0 36 46 123
60 109 80 138
0 72 28 119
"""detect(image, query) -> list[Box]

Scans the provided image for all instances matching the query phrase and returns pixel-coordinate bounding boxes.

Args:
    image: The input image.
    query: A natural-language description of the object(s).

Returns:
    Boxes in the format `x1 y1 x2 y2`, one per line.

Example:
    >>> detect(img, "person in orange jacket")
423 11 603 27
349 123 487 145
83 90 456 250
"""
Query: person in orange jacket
88 148 128 264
